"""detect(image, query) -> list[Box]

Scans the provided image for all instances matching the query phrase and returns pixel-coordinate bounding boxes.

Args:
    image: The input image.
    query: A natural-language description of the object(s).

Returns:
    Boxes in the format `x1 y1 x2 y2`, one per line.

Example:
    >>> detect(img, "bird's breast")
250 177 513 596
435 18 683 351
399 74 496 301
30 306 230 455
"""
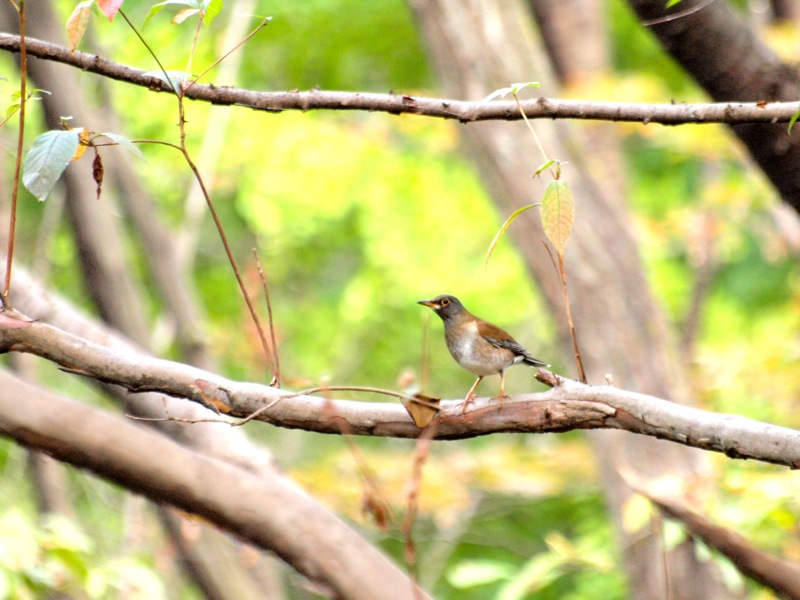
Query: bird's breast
445 320 513 376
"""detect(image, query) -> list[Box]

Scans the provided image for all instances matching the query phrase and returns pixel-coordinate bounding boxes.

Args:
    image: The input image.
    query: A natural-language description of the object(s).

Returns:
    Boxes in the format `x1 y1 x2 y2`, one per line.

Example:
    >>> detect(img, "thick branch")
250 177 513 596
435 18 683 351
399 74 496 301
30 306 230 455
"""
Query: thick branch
1 310 798 467
0 369 428 600
0 32 797 125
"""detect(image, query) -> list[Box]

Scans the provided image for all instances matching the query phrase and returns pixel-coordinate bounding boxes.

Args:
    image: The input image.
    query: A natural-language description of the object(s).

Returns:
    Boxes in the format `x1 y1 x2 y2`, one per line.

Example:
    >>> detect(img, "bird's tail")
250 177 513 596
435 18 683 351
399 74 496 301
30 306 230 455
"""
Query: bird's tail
523 355 549 368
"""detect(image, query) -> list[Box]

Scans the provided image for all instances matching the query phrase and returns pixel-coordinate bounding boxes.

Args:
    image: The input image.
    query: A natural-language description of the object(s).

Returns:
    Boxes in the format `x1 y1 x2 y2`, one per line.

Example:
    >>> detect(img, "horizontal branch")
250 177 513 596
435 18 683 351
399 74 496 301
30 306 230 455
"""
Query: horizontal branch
0 33 798 125
1 309 798 467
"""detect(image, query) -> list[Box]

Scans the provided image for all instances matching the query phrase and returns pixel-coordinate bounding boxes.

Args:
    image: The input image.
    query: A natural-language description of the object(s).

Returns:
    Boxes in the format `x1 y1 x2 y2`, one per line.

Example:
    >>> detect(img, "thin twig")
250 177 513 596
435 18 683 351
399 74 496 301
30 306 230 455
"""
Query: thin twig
3 0 26 304
641 0 716 27
185 17 271 93
253 249 280 386
401 420 438 597
543 242 586 383
120 10 277 383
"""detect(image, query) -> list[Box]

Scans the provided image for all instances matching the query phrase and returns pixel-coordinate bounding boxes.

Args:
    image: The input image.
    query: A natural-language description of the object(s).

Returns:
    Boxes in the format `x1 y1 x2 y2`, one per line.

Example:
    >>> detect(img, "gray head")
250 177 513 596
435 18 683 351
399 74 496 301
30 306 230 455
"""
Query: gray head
417 294 467 321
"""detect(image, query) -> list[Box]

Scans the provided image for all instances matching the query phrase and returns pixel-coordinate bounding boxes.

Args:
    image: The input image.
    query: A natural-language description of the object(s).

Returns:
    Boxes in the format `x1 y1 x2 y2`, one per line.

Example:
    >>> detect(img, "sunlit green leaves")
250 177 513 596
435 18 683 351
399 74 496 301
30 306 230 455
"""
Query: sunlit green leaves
484 203 538 269
22 130 81 202
541 180 574 256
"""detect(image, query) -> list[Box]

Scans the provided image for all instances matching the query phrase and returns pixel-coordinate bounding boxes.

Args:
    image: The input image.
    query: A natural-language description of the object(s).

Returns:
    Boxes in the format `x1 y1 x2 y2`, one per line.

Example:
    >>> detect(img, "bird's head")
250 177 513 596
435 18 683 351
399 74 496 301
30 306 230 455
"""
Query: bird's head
417 294 465 321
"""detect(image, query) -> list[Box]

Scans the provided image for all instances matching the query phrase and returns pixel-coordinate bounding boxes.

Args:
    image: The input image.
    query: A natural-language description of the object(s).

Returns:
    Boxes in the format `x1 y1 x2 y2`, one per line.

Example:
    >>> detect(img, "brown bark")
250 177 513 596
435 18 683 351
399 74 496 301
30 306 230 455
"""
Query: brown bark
627 0 800 212
0 370 430 600
409 0 731 596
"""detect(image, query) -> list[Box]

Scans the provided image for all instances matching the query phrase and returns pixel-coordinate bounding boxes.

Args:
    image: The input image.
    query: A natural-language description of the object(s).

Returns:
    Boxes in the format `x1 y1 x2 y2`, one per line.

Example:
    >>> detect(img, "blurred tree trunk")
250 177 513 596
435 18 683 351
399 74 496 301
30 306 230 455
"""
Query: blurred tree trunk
627 0 800 212
0 3 285 597
410 0 732 597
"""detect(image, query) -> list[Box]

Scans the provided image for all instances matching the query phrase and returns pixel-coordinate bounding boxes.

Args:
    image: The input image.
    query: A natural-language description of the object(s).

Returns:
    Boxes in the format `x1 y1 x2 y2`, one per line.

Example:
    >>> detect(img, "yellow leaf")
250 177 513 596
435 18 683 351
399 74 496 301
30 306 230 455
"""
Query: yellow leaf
66 1 93 53
541 180 574 255
621 494 653 533
71 128 90 161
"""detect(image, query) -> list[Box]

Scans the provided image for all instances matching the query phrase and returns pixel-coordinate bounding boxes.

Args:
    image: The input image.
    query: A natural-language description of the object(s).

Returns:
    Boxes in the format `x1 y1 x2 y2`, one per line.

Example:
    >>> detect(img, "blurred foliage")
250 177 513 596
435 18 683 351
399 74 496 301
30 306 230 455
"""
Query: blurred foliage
0 0 798 598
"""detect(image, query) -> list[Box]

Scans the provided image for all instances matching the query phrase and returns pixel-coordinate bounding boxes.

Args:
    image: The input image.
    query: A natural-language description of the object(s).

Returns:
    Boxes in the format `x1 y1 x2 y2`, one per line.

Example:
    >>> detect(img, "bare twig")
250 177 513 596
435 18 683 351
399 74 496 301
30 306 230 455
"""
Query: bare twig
543 243 586 383
253 249 280 386
119 11 277 383
3 1 26 304
0 33 797 126
401 421 438 596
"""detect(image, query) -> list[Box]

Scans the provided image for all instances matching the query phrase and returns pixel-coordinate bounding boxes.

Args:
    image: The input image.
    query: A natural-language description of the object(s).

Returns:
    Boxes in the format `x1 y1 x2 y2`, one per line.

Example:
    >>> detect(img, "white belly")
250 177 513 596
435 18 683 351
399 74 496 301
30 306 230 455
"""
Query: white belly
447 322 514 376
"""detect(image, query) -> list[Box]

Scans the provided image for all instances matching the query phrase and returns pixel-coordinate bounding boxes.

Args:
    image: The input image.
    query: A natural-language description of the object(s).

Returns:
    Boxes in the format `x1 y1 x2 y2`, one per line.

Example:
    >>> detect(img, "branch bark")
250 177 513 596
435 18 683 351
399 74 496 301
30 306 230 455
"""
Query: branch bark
627 0 800 211
2 310 798 467
0 369 430 600
0 32 797 125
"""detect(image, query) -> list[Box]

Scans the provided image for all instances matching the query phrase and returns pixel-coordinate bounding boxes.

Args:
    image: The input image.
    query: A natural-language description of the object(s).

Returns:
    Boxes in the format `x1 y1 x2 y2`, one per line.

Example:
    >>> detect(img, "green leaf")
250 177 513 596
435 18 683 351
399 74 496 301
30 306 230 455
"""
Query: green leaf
484 203 539 269
203 0 223 26
533 159 555 178
665 0 682 6
97 132 146 161
22 130 81 202
788 109 800 134
447 559 515 588
541 180 574 256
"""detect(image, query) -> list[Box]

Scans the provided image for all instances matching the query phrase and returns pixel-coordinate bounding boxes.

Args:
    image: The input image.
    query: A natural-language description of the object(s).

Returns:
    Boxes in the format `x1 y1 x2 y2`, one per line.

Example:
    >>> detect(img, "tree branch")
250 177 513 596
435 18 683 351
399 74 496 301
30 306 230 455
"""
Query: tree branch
0 369 430 600
1 309 798 467
1 32 799 125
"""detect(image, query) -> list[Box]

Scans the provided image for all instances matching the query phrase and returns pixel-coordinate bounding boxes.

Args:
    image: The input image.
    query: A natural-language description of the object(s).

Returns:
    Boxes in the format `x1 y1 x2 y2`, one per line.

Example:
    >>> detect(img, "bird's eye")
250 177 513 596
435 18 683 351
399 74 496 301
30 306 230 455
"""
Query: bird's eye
441 298 450 306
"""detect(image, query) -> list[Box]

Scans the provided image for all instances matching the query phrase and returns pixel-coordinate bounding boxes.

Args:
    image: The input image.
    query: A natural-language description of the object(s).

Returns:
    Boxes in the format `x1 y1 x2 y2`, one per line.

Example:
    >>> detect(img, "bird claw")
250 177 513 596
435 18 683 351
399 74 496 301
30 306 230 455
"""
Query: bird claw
459 394 477 414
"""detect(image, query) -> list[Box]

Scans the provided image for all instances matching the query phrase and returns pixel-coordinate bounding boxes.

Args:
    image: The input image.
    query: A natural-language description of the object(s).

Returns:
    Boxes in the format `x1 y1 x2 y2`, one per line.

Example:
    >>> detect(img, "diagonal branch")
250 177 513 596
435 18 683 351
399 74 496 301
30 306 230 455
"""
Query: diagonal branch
1 32 799 125
1 309 798 467
0 369 430 600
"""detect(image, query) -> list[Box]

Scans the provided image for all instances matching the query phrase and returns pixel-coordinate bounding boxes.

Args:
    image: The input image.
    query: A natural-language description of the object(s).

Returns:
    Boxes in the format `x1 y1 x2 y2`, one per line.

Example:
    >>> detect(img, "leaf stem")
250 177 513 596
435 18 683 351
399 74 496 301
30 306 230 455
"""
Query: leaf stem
3 0 26 304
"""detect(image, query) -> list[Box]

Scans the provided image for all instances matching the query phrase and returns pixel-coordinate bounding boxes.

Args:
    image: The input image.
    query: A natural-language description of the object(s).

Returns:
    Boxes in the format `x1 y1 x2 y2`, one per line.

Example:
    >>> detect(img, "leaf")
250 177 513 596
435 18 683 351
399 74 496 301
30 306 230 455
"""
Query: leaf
788 109 800 134
172 7 201 24
481 81 540 103
533 159 555 178
621 494 652 533
143 0 197 28
447 559 515 588
484 203 538 269
97 132 145 161
203 0 223 26
66 1 93 52
400 393 441 428
97 0 124 21
541 180 574 256
665 0 683 6
72 128 90 161
93 152 104 199
22 130 81 202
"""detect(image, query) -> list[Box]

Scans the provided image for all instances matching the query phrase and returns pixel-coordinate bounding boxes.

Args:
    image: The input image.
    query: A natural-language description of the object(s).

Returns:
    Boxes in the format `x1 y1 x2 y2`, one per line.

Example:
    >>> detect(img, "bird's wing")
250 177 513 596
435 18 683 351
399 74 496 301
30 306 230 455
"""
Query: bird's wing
479 321 549 367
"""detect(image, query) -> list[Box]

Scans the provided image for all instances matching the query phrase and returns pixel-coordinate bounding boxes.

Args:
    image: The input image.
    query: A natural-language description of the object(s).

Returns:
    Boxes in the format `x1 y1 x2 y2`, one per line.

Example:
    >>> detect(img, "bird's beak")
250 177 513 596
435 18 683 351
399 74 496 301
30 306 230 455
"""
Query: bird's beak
417 299 438 308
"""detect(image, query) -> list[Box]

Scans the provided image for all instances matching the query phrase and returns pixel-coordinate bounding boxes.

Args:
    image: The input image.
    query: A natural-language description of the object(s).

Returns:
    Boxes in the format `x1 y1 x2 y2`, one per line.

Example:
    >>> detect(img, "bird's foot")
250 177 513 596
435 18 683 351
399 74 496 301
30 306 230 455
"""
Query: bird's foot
459 394 477 414
491 393 509 410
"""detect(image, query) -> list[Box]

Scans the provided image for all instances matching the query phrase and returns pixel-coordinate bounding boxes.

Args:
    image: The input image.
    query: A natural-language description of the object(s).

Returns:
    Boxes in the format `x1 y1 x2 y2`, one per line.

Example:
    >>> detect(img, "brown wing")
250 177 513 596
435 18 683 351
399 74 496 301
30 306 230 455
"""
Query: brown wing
478 320 549 367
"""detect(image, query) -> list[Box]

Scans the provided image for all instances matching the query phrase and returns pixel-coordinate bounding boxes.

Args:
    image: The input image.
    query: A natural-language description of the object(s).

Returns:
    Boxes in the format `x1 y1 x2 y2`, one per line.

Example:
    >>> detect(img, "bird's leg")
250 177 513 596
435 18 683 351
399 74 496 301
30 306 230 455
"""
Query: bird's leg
494 371 509 409
459 376 483 414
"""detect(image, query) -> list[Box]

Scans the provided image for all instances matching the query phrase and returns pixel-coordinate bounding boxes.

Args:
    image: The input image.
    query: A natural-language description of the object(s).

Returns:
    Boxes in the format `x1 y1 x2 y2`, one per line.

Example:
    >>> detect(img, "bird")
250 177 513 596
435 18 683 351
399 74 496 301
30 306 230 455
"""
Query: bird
418 294 549 412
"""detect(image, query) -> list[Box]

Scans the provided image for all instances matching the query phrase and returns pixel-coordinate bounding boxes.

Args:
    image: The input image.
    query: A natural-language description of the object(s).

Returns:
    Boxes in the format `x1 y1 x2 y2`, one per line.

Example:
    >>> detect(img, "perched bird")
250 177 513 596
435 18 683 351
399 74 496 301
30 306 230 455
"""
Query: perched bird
418 294 549 412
